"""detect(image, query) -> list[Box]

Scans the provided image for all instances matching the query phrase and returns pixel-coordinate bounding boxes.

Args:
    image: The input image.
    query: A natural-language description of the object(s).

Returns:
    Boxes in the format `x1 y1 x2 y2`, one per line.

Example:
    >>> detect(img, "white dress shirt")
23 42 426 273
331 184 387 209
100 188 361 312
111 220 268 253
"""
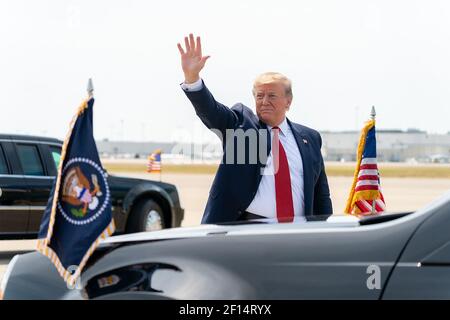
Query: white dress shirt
246 119 305 218
181 78 306 219
180 78 204 91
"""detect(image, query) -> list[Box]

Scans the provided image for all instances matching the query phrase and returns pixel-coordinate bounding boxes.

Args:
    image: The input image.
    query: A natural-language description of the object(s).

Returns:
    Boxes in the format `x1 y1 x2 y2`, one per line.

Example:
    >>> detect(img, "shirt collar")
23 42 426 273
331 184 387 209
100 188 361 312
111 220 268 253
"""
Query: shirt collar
268 118 289 137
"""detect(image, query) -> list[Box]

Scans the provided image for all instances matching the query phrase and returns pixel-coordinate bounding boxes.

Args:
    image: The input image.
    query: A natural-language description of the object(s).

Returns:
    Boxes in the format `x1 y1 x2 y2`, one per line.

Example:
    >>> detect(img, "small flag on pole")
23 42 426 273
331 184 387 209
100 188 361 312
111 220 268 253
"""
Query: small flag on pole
344 107 386 217
36 79 115 287
147 149 162 173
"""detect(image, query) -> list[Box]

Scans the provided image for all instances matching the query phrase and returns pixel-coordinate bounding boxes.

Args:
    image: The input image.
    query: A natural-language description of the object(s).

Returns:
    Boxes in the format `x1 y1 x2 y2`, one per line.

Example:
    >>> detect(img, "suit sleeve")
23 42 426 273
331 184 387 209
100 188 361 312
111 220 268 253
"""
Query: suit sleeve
183 81 239 138
313 132 333 218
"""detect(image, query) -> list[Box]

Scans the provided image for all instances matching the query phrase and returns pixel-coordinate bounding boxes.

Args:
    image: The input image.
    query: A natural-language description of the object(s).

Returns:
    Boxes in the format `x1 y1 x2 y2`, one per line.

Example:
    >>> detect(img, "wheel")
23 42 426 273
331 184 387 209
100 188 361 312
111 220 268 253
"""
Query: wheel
126 199 166 233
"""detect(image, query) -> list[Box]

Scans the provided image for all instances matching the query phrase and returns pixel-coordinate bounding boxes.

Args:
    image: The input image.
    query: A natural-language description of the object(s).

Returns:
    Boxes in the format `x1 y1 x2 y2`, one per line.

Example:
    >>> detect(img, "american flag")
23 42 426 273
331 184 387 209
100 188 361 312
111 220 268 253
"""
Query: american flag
344 119 386 216
147 149 161 173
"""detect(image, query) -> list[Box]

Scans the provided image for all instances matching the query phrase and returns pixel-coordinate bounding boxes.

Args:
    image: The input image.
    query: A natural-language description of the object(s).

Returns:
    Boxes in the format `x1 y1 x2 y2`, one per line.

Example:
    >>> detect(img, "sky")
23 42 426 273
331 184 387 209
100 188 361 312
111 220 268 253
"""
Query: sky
1 0 449 143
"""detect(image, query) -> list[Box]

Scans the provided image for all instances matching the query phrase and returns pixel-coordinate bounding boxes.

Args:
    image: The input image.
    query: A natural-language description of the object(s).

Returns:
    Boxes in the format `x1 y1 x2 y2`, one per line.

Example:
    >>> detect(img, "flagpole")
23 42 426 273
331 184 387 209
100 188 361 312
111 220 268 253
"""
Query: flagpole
370 106 376 214
87 78 94 99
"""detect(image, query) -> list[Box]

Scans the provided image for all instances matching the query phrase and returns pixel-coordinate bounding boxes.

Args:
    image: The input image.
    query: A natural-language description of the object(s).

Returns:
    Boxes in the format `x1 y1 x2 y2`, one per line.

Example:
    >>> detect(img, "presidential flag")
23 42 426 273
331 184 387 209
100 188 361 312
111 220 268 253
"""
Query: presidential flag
344 115 386 217
147 149 162 173
37 94 115 287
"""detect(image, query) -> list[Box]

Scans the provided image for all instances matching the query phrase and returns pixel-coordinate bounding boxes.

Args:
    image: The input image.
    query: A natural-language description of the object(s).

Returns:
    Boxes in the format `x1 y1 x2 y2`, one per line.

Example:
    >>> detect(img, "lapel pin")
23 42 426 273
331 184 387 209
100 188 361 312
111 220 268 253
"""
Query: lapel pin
303 139 308 144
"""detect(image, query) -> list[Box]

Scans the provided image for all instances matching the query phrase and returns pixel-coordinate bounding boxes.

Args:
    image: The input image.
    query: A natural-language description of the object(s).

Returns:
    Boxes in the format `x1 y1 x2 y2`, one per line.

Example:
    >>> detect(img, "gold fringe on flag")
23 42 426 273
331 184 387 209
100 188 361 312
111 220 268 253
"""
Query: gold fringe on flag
344 119 375 215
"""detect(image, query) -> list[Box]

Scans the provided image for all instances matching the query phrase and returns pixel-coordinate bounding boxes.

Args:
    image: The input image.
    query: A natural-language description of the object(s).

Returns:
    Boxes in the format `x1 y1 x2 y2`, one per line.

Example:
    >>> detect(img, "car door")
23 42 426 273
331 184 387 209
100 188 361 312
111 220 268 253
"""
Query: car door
26 142 61 232
14 141 54 233
0 140 30 235
233 220 418 299
382 196 450 299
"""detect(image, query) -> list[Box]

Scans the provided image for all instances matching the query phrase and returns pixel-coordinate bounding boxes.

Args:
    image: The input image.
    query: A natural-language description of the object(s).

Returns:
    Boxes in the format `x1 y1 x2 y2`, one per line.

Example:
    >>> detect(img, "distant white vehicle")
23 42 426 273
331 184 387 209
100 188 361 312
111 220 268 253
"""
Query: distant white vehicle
429 154 450 163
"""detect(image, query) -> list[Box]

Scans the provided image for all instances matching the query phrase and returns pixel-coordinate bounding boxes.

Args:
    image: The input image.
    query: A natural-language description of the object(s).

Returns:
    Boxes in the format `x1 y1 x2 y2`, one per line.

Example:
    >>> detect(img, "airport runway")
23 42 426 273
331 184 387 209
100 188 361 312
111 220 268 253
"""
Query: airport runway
2 174 450 285
156 174 450 227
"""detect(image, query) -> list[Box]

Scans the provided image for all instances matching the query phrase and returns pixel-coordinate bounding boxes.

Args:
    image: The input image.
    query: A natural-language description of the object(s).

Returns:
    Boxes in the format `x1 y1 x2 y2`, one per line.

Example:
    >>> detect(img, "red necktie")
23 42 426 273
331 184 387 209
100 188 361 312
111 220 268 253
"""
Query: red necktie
272 127 294 222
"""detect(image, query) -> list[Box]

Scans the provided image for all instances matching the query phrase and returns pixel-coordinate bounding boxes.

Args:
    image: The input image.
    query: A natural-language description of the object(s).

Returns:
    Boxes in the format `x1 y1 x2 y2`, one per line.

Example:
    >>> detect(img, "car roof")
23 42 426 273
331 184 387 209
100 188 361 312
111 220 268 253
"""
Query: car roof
0 133 62 144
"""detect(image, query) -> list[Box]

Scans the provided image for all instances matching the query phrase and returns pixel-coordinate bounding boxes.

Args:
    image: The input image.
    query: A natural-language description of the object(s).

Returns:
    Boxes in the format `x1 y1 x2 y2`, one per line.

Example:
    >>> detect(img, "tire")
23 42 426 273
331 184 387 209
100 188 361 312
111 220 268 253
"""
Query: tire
126 199 165 233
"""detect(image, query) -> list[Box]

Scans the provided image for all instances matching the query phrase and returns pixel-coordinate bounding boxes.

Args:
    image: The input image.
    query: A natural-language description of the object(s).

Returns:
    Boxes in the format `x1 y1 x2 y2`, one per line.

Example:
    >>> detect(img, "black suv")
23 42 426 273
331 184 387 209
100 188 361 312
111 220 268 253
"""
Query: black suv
0 134 184 239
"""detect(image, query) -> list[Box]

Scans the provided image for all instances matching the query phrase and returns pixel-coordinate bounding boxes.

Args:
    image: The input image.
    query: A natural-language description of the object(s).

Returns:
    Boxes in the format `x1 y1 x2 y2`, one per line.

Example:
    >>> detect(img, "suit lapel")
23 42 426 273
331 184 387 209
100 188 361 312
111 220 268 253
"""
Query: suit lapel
288 119 313 216
258 120 272 162
256 120 271 186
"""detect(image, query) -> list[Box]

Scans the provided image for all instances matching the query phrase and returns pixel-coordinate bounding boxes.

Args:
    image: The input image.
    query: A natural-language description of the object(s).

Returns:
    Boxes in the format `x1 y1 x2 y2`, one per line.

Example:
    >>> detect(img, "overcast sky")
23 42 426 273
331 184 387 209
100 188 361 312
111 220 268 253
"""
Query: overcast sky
1 0 449 143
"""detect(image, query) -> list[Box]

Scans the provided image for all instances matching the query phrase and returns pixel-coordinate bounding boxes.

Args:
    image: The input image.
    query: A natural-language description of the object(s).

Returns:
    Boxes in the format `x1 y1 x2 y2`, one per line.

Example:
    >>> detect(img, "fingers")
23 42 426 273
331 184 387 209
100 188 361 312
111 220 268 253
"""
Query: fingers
189 33 196 53
179 33 204 57
184 36 191 53
177 43 185 55
196 36 202 56
200 55 211 67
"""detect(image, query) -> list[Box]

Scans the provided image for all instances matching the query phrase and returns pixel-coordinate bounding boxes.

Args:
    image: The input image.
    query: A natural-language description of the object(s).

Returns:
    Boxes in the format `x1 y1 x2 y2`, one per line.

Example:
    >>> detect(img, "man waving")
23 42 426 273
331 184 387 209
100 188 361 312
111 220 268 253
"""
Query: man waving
178 34 332 224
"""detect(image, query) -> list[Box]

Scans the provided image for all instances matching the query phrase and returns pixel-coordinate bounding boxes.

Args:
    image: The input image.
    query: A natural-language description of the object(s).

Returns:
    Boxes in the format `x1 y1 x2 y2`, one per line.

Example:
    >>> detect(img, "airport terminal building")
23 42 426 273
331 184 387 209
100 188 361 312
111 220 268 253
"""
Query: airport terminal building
321 129 450 162
97 129 450 163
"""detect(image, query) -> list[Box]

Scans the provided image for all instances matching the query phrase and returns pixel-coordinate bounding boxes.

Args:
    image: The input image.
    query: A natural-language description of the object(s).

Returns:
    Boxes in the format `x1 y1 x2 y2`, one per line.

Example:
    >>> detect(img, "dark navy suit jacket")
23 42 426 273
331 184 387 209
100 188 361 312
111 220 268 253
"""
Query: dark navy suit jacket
184 82 333 224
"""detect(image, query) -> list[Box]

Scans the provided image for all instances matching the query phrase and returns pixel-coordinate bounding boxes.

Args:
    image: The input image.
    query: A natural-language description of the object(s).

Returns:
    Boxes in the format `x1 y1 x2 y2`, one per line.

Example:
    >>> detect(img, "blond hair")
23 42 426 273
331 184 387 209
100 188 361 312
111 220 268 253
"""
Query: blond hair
252 72 293 99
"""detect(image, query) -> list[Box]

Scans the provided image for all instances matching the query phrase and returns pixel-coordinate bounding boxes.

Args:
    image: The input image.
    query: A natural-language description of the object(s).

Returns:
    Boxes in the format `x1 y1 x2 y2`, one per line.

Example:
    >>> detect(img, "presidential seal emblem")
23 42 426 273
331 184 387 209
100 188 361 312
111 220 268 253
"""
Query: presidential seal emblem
58 157 110 225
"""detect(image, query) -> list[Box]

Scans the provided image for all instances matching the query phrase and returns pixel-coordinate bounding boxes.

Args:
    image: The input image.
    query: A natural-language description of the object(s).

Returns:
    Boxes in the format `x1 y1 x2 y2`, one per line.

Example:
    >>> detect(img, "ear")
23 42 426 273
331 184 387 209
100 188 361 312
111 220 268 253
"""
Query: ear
286 97 292 110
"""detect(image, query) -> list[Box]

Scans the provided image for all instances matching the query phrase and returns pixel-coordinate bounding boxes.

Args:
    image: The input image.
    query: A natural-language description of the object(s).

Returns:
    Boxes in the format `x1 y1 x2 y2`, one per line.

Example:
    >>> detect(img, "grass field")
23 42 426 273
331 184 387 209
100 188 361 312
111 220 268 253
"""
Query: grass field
102 160 450 178
326 164 450 178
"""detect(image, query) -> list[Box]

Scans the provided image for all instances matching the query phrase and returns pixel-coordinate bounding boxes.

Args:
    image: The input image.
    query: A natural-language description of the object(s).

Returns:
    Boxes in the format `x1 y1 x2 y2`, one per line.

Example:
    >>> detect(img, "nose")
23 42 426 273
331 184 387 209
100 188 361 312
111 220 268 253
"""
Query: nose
262 95 270 104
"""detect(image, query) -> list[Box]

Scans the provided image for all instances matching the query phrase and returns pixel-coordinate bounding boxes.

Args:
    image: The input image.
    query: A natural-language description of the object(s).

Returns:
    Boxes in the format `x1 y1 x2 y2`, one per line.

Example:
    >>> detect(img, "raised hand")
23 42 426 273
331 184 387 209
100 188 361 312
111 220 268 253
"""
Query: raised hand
177 34 210 84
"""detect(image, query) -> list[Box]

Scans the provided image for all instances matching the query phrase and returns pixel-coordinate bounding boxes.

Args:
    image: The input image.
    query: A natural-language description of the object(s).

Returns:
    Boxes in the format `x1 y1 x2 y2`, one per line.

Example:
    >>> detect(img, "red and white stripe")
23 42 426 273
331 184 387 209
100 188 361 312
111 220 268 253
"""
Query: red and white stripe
355 199 386 214
147 161 161 172
354 157 386 214
355 158 380 192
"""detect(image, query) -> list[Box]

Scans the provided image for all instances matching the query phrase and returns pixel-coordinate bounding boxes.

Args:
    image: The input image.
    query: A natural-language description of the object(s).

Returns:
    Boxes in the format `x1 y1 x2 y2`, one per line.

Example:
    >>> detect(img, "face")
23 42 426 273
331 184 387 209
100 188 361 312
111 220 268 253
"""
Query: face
254 82 292 127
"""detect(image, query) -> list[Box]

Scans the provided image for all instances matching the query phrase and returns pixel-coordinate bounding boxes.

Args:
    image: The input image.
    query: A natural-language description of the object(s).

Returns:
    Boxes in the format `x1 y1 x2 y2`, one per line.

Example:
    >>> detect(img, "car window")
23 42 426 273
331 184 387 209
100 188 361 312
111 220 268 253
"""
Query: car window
16 144 45 176
0 145 8 174
49 146 62 171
